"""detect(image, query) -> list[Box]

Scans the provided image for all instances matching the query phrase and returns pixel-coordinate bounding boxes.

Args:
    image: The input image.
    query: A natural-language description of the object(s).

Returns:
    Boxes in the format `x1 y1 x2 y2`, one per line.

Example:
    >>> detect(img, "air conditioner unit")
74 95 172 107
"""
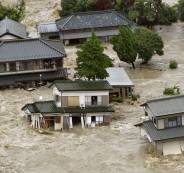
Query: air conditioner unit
80 104 85 109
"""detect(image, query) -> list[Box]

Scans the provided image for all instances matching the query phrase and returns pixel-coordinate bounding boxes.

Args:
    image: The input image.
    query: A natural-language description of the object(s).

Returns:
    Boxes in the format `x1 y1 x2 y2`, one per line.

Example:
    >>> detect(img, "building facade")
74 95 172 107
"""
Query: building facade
22 80 114 131
0 38 67 87
38 10 135 45
136 95 184 155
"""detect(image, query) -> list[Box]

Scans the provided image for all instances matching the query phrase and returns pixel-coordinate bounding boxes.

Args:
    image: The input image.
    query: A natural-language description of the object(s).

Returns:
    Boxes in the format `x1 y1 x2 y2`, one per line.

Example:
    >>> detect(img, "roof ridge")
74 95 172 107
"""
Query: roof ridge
142 94 184 106
39 39 66 56
72 9 115 16
60 15 74 29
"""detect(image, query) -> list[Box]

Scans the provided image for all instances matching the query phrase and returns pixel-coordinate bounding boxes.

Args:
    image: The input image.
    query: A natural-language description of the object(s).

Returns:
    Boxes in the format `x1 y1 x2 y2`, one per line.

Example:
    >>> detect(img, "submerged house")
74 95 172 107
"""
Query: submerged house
38 10 135 45
22 80 114 131
0 38 67 87
106 67 134 99
0 17 28 40
136 95 184 155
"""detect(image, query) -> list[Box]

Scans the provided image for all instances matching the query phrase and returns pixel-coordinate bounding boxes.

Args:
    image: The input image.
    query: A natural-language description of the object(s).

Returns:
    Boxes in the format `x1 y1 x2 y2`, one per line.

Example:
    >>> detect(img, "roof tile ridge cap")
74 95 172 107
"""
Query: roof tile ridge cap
112 10 129 22
60 15 74 29
39 38 66 56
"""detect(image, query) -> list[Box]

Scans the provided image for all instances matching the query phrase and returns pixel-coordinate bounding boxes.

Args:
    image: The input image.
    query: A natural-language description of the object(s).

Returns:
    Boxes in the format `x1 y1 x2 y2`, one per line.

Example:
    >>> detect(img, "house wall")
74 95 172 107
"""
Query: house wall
54 116 63 130
53 87 61 107
0 34 19 40
61 91 109 107
157 119 165 129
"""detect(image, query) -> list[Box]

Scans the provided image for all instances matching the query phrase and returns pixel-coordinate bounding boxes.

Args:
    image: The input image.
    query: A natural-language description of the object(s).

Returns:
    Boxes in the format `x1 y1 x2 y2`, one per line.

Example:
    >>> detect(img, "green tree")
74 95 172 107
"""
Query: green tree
76 33 113 80
111 26 137 69
178 0 184 21
75 0 96 12
0 0 25 21
135 27 164 63
60 0 78 16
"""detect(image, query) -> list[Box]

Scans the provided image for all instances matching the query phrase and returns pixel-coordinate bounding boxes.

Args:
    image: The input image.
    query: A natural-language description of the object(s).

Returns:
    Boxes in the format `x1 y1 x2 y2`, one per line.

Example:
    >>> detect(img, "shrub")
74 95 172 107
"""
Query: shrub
112 96 123 103
169 60 178 69
163 86 180 95
131 94 140 101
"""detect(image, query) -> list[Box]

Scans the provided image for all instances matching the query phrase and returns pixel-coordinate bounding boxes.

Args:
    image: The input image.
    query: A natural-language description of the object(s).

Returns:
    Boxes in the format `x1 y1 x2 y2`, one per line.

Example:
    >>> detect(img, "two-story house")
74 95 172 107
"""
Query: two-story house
0 38 67 87
136 95 184 155
22 80 114 131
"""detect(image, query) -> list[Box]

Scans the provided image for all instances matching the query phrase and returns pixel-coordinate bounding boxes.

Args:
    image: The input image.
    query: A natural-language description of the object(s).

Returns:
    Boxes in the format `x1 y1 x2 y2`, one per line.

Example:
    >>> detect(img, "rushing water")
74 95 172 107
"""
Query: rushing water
2 1 184 172
1 22 184 173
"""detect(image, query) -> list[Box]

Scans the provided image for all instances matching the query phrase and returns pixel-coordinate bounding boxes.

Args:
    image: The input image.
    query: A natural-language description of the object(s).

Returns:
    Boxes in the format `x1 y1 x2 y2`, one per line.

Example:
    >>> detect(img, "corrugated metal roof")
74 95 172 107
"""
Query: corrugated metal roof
0 17 27 39
53 80 112 91
142 95 184 117
106 67 134 86
22 100 114 114
0 38 66 62
139 120 184 141
37 22 58 33
56 10 135 31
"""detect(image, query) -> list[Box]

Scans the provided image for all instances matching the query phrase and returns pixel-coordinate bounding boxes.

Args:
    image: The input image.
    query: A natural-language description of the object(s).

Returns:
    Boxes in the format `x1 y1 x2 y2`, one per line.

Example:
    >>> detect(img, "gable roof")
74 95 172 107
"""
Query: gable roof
141 95 184 117
53 80 112 92
56 10 135 31
0 17 27 39
106 67 134 86
22 100 114 114
0 38 66 62
37 22 58 33
137 120 184 141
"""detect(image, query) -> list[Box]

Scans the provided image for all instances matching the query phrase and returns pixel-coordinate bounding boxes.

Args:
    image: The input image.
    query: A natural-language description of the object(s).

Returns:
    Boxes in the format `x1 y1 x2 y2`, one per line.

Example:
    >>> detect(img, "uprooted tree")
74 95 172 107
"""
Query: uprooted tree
76 32 113 80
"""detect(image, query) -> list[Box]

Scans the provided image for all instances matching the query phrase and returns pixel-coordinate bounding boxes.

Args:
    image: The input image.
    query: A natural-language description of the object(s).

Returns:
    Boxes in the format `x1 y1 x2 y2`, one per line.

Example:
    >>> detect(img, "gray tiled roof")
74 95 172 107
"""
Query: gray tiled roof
22 100 114 114
53 80 112 91
56 10 135 31
0 17 27 38
0 38 66 62
141 95 184 117
37 22 58 33
138 120 184 141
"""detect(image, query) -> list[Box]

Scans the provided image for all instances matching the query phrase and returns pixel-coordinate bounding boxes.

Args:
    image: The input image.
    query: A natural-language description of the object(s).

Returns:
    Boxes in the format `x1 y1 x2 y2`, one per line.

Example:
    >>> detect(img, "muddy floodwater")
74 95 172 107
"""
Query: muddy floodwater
2 23 184 173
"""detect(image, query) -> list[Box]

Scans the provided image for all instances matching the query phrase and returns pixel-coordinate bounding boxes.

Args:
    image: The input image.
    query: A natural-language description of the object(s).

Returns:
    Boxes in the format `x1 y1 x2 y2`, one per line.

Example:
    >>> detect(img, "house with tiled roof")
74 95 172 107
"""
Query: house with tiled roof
22 80 114 130
136 95 184 155
0 38 67 87
0 17 28 40
38 10 135 45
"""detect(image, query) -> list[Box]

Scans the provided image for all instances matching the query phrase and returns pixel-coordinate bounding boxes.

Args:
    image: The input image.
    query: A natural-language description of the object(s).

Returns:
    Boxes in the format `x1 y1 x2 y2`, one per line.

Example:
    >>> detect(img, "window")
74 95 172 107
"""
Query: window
164 116 182 128
85 96 91 106
54 95 60 103
91 96 97 105
0 63 6 72
97 96 102 105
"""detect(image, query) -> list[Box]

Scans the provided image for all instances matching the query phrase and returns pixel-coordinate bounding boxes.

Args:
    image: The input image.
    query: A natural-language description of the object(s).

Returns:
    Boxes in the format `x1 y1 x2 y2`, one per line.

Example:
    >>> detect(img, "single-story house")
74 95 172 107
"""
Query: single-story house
22 80 114 131
38 10 135 45
136 95 184 156
0 17 28 40
37 22 60 40
0 38 67 87
106 67 134 99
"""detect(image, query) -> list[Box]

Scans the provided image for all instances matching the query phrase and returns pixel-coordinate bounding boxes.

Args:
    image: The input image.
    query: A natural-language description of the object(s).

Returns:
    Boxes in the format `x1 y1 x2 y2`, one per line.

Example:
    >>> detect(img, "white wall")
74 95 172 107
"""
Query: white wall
53 87 61 107
62 90 109 107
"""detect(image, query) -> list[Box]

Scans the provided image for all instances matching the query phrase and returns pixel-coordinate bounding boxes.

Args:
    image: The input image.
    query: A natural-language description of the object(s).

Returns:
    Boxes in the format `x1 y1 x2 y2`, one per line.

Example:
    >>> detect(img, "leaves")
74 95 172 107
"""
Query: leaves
135 27 164 63
110 26 137 68
76 33 113 80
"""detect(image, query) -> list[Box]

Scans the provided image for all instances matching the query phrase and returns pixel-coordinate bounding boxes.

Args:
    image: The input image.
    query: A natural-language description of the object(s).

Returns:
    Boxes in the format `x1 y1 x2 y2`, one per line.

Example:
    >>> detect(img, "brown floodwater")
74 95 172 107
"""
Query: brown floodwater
2 14 184 173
